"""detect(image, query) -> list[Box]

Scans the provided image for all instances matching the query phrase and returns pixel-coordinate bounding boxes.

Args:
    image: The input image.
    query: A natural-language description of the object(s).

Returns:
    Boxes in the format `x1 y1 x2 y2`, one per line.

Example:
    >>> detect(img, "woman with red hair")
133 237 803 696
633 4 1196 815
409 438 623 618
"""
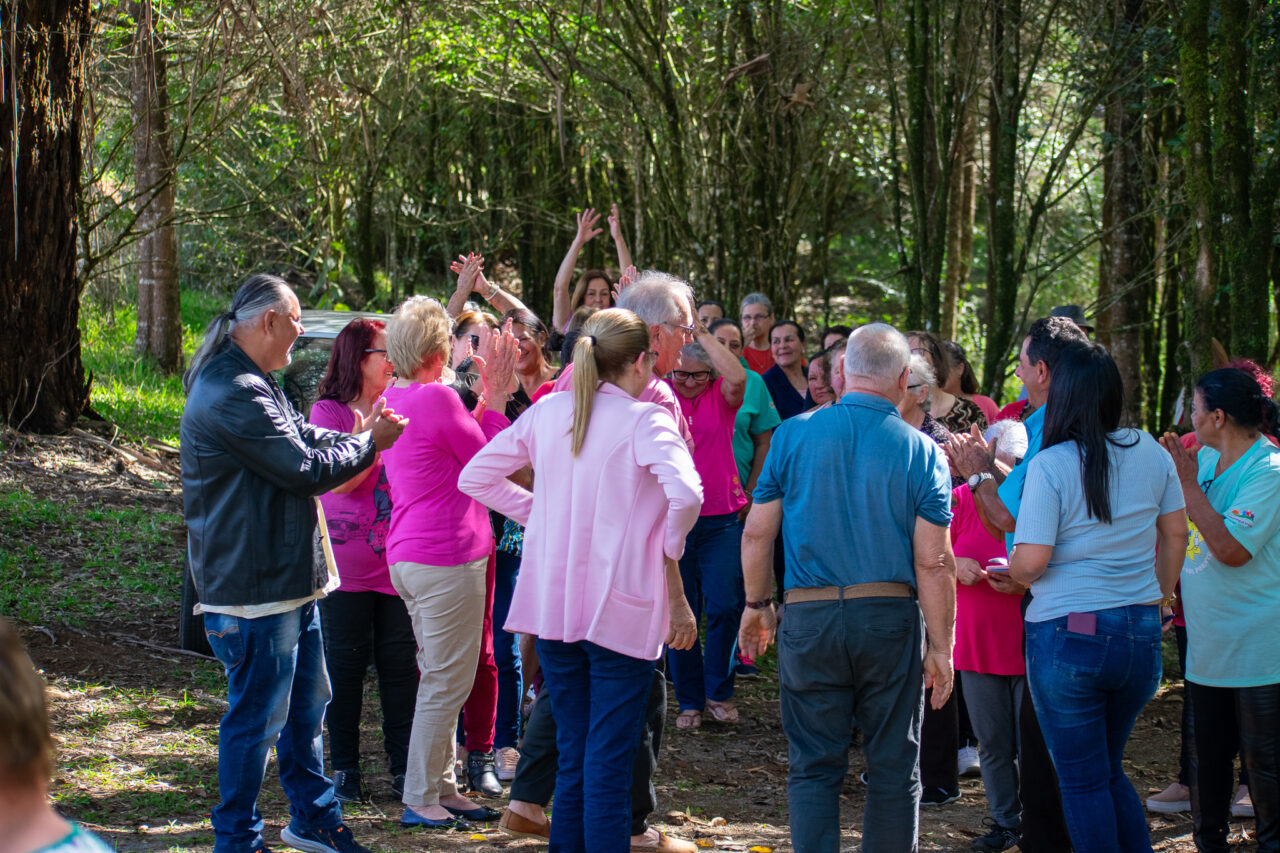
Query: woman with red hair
310 317 418 804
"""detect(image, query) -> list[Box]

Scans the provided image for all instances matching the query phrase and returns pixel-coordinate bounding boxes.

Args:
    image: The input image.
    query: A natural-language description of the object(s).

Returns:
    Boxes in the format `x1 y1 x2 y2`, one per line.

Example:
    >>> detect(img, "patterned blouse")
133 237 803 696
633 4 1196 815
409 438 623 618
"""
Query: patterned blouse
936 395 988 435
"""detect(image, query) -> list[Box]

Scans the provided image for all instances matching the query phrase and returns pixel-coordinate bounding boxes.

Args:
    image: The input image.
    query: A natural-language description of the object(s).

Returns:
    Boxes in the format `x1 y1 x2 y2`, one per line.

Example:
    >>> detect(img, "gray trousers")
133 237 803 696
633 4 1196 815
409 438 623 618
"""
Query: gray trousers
779 597 925 853
960 670 1025 828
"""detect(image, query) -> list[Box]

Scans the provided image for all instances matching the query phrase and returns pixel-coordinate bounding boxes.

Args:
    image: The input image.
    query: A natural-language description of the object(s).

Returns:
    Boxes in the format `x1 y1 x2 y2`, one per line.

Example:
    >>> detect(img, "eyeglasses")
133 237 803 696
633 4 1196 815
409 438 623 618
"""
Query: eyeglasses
665 320 697 336
907 383 924 389
671 370 711 382
910 347 928 356
364 348 387 354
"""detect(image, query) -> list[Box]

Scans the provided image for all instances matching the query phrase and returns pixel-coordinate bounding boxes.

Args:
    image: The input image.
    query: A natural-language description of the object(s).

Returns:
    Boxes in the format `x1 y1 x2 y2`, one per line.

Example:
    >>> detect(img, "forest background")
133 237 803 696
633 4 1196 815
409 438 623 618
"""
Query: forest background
0 0 1278 438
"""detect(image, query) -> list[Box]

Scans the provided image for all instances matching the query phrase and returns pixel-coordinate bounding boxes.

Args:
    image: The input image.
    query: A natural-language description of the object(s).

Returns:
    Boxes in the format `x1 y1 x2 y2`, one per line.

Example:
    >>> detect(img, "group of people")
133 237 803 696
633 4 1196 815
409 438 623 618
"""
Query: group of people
7 205 1277 853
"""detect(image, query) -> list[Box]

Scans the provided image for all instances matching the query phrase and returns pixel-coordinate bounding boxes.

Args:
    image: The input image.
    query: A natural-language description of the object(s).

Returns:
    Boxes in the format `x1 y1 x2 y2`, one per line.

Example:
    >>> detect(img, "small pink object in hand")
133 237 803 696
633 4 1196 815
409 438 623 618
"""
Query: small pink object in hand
985 557 1009 573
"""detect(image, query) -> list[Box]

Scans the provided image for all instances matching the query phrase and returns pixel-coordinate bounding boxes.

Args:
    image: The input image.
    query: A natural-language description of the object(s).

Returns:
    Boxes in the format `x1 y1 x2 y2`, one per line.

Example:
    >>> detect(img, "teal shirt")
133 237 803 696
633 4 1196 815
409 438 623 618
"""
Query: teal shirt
1181 436 1280 687
732 361 782 486
998 404 1045 551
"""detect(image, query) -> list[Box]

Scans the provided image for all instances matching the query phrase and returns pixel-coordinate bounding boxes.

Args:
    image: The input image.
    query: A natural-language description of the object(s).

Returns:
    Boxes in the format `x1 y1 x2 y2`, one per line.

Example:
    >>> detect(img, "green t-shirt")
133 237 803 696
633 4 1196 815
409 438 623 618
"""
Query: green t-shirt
732 364 782 487
1182 436 1280 687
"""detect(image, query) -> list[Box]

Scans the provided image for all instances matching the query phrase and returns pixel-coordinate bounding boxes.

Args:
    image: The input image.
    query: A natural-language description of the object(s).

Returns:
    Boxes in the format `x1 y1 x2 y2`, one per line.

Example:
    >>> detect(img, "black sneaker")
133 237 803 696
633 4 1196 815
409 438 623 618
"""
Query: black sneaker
391 773 405 799
467 749 504 798
332 769 363 804
970 818 1020 852
920 785 962 806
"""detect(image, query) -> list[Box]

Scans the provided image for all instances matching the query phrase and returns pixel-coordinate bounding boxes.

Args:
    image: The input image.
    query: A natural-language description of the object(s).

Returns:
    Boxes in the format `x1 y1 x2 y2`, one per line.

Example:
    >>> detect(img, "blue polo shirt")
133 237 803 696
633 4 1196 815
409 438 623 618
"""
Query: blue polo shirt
996 404 1044 551
754 391 952 590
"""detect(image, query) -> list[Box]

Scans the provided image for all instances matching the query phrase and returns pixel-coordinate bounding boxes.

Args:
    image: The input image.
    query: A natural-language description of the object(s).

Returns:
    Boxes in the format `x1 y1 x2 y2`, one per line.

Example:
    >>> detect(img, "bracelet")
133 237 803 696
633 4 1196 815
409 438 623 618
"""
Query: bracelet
1160 594 1177 608
744 599 774 610
484 282 500 300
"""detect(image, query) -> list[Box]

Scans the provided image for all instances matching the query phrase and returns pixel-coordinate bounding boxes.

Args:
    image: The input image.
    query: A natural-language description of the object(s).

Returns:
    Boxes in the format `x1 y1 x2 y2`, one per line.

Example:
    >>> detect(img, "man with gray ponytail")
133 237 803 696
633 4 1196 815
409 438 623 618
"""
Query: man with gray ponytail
181 274 405 853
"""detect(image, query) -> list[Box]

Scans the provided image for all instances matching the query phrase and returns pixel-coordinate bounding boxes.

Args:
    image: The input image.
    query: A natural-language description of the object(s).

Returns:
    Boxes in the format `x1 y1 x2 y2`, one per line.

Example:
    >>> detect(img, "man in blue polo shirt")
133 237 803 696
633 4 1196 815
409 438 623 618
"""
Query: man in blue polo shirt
738 323 957 853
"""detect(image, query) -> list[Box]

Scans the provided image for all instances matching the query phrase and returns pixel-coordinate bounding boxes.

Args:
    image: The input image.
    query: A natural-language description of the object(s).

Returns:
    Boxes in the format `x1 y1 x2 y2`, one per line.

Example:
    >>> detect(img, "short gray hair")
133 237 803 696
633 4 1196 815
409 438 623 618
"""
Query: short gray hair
907 353 935 408
741 292 773 315
617 270 694 327
843 323 910 385
678 342 713 375
985 418 1029 464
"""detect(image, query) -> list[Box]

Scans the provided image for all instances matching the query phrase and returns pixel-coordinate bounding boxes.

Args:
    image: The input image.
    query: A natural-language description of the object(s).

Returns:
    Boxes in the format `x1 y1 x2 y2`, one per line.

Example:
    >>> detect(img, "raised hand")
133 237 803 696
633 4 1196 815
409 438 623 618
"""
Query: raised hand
947 423 994 479
612 264 638 302
575 208 603 245
451 252 485 295
607 203 624 242
1160 432 1199 487
474 318 519 404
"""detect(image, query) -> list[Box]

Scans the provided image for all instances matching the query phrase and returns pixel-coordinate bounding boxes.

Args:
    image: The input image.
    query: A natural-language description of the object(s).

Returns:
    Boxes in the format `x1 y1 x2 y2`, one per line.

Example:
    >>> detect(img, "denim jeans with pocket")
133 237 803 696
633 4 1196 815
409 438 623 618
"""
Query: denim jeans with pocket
537 638 656 853
203 602 341 853
778 596 924 853
1024 604 1161 853
669 513 744 711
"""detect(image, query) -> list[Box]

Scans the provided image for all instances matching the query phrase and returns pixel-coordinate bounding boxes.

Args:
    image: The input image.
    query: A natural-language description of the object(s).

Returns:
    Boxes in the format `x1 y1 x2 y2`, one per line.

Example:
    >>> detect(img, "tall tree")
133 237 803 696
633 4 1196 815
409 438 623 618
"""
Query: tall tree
131 0 180 370
0 0 94 431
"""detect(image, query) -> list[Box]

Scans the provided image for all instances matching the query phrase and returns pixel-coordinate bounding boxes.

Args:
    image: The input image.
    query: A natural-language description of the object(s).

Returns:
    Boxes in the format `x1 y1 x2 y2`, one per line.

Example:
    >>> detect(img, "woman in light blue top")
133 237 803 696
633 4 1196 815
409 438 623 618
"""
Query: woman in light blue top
1009 342 1187 853
1160 367 1280 853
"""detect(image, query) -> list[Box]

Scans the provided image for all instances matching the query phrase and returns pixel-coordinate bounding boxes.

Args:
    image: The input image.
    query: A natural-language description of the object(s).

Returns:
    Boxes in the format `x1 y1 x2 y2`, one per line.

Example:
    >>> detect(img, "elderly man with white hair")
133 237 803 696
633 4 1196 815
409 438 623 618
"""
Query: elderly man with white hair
738 322 957 853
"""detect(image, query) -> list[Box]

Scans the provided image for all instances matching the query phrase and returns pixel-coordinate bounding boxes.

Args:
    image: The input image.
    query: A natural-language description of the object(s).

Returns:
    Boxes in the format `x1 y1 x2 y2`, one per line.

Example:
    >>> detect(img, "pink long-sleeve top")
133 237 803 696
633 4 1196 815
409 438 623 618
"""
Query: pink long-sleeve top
458 383 704 660
380 380 509 567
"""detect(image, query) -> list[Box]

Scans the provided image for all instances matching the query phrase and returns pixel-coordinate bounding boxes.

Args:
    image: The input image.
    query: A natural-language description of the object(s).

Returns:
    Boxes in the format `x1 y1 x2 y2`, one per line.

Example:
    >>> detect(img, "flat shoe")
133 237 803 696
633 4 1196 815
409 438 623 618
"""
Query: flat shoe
675 709 702 729
445 803 502 821
399 808 473 830
705 700 739 723
499 809 551 840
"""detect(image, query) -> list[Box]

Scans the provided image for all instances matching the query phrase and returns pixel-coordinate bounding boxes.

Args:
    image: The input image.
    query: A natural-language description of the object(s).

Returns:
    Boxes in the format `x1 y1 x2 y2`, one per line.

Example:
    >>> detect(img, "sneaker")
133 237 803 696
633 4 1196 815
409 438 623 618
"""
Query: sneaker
734 653 760 679
280 823 372 853
1232 784 1254 818
859 771 869 784
495 746 520 782
391 773 405 799
920 785 962 806
958 745 982 777
331 769 363 804
1145 781 1191 814
970 818 1021 852
467 749 504 798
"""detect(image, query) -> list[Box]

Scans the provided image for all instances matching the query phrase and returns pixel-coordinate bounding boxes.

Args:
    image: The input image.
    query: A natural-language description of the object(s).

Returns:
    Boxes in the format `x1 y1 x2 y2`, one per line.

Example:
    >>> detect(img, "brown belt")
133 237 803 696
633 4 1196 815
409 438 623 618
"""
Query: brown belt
784 582 914 604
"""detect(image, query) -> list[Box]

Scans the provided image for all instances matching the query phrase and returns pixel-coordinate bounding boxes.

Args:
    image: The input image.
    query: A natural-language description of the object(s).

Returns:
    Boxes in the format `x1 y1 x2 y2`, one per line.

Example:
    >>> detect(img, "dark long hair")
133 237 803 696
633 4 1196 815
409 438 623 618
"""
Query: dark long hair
905 329 949 388
943 340 979 395
1041 342 1136 524
1197 367 1280 442
316 318 386 404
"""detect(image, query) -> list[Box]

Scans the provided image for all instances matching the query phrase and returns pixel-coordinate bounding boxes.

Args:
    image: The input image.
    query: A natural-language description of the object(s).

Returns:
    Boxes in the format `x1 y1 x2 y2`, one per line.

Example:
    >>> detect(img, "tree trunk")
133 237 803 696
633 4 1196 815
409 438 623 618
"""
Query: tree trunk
0 0 93 431
942 104 975 341
131 0 180 371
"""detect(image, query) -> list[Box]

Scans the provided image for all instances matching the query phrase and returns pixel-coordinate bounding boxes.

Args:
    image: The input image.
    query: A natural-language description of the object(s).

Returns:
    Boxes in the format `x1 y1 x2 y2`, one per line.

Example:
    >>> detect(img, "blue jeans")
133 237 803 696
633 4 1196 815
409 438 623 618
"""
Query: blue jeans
669 513 743 711
537 639 656 853
779 597 924 853
203 602 341 853
1025 604 1161 853
493 548 523 749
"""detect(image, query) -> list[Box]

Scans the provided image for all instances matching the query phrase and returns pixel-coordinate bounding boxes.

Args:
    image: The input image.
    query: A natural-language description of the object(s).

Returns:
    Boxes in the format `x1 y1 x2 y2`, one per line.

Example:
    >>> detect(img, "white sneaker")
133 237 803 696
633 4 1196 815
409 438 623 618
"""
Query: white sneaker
1232 784 1254 818
1146 781 1191 814
957 745 981 777
496 746 520 782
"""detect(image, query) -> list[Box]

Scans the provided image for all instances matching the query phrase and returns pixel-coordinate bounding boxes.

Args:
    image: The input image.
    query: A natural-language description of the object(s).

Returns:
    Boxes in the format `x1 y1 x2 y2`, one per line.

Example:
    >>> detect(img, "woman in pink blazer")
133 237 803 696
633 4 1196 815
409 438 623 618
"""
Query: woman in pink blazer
460 308 703 853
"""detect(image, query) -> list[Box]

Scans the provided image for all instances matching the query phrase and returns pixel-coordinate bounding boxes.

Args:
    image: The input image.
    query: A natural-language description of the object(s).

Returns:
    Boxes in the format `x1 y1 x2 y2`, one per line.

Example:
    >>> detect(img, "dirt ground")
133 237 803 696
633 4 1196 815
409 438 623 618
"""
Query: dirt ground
3 428 1262 851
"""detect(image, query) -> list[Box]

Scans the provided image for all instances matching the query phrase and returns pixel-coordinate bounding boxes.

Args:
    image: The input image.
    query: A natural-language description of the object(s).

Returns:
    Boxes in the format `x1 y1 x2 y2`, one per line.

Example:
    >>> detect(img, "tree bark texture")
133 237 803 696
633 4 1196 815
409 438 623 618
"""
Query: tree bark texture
131 0 180 371
0 0 93 431
941 104 975 342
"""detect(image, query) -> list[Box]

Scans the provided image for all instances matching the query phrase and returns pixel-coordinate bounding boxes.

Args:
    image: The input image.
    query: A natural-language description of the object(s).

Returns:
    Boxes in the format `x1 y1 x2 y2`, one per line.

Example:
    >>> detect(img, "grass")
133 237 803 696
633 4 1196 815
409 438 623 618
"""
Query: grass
0 490 182 628
79 290 224 445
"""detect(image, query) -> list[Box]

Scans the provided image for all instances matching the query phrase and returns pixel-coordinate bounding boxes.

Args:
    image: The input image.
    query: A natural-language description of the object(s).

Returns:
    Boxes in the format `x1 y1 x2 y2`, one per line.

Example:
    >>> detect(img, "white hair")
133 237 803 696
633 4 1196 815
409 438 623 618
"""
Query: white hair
907 353 935 408
985 418 1029 464
843 323 910 385
616 271 693 327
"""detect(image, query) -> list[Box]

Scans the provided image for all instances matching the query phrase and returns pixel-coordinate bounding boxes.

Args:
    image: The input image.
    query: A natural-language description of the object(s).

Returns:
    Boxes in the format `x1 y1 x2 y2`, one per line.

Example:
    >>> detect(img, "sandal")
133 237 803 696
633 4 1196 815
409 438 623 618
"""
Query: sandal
675 709 702 729
705 700 739 723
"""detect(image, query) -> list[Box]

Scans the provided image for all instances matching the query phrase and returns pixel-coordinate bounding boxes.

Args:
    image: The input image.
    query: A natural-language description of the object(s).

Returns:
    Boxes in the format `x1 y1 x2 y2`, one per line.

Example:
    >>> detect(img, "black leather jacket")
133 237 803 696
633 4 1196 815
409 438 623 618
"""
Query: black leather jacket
180 341 375 606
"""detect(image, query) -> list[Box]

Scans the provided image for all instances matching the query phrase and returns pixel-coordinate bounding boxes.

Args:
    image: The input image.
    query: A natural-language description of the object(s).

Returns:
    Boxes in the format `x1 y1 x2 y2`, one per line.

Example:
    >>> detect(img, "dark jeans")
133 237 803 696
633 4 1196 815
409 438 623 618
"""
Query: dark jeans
204 602 342 853
510 666 666 836
920 686 958 790
318 590 417 775
537 639 656 853
1025 605 1161 853
669 513 743 711
1189 681 1280 853
1019 591 1072 853
493 548 523 750
778 597 924 853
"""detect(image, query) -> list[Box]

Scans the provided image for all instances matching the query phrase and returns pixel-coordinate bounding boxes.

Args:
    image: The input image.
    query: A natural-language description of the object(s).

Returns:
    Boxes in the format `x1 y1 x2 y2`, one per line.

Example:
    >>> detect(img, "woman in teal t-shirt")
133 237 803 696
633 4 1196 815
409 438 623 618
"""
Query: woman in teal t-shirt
1161 367 1280 853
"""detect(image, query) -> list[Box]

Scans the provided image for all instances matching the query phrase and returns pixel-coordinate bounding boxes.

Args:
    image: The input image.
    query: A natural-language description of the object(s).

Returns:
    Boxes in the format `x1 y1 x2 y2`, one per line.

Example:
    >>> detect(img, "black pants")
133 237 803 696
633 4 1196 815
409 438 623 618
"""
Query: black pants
318 590 418 775
920 686 958 789
510 665 666 836
1176 627 1247 790
1189 681 1280 853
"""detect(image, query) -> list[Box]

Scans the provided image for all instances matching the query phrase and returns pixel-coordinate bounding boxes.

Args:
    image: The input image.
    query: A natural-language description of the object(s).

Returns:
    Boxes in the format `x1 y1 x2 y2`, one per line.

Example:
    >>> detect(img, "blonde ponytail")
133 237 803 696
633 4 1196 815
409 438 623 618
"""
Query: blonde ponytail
568 308 651 456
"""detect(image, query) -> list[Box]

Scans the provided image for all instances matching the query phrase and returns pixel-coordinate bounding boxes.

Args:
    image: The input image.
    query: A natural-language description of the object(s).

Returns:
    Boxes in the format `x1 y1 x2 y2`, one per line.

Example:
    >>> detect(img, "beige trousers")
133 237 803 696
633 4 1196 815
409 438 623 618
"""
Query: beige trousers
390 556 487 807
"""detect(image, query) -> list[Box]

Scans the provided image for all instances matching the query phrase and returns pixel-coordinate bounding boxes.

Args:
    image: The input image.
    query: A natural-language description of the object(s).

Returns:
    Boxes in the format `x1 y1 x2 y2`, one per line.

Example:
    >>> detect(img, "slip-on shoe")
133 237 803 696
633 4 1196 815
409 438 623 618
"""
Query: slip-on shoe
444 803 502 822
399 808 473 831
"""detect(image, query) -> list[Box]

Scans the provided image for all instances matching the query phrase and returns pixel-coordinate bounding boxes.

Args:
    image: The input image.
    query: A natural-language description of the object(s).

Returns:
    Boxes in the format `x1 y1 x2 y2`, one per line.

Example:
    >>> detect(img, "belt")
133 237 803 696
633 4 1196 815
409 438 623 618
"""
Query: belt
784 582 914 604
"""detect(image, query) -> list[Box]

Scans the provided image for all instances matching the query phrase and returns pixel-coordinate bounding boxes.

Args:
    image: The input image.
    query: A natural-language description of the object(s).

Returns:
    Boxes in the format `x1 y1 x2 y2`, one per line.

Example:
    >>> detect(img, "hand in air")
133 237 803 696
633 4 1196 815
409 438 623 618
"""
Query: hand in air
575 208 603 245
612 264 638 301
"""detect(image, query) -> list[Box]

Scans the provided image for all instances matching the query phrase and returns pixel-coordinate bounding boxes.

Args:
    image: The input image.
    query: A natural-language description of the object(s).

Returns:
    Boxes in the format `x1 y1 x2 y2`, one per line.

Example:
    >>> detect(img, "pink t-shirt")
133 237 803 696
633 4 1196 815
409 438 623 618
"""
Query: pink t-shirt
553 363 693 450
676 377 746 516
950 485 1025 676
970 394 1000 425
379 381 509 566
310 399 396 595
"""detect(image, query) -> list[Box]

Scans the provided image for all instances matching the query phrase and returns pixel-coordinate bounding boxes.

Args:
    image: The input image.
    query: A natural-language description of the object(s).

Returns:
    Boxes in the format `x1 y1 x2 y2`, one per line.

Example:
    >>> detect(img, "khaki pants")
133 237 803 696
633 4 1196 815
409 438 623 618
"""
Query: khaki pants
390 556 487 806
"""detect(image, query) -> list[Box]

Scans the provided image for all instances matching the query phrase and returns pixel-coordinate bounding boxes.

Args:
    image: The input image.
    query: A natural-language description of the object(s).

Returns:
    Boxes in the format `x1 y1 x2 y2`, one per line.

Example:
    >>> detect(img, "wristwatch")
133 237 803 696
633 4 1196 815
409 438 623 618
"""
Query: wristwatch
744 599 774 610
967 471 994 491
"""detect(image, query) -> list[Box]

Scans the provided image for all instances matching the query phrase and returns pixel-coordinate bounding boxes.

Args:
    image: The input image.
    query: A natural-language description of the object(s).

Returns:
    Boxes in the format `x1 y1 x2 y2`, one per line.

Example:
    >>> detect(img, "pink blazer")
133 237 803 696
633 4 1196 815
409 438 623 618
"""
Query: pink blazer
458 383 703 660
